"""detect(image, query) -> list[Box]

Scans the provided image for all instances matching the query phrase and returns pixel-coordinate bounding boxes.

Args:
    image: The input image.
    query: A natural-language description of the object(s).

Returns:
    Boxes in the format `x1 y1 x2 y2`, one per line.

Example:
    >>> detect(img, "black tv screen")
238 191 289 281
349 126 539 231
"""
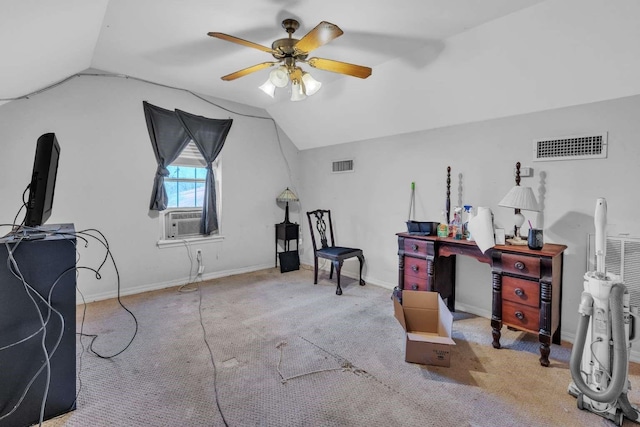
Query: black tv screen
25 133 61 227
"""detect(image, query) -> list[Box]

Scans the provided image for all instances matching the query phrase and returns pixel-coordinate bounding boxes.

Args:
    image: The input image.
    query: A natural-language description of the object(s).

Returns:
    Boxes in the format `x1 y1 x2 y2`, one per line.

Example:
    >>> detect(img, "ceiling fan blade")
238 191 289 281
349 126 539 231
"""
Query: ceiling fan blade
294 21 343 54
307 58 372 79
208 32 276 54
221 62 278 81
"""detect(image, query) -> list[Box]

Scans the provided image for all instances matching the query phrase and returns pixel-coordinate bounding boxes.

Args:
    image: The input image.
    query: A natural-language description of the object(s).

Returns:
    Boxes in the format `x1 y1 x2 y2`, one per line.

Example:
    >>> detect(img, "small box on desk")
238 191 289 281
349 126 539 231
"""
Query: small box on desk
393 290 456 367
405 221 439 235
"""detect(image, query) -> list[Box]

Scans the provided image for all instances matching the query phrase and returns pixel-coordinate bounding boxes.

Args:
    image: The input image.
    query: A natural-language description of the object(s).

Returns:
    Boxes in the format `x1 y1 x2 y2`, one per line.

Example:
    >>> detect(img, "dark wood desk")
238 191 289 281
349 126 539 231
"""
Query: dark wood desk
397 232 566 366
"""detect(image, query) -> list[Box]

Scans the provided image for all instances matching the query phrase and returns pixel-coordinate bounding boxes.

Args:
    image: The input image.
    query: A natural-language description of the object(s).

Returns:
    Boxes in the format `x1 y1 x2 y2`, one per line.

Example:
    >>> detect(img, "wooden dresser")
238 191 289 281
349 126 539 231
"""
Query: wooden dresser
397 232 566 366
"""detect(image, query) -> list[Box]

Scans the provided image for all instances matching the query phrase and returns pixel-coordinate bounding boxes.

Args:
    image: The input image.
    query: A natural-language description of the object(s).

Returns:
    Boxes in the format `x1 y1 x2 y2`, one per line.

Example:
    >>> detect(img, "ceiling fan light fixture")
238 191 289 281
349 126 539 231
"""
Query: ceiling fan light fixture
259 79 276 98
269 66 289 88
290 81 306 102
301 72 322 96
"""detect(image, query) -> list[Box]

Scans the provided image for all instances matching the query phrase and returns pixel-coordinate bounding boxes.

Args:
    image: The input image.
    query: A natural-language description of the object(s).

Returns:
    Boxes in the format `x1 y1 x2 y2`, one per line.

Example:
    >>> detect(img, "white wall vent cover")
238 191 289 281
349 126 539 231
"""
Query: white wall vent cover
332 159 354 173
587 234 640 310
533 132 607 161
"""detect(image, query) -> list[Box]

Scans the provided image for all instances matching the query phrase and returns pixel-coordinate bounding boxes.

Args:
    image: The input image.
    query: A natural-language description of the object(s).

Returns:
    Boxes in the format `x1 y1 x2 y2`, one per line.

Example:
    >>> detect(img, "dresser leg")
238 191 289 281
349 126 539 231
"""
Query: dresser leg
491 320 502 349
539 337 551 367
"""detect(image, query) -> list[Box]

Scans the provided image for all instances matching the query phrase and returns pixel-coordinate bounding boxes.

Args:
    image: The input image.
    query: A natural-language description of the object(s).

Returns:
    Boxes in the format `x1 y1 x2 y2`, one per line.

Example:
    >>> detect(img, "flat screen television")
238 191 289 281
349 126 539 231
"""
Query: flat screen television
24 133 61 228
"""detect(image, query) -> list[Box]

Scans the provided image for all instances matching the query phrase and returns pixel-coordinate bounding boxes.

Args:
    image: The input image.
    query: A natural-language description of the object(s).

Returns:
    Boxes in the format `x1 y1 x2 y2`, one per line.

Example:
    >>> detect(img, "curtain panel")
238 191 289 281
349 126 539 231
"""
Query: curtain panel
143 102 233 235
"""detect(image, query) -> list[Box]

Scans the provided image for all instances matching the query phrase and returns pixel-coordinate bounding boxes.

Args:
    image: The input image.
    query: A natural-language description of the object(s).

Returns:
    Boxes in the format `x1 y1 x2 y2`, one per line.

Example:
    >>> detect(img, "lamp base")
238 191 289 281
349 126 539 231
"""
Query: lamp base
506 236 529 246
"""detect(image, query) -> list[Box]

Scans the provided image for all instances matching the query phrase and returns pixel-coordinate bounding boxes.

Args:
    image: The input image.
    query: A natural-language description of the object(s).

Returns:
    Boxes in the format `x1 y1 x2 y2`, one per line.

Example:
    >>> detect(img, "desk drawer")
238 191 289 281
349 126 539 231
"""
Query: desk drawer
403 239 428 257
502 276 539 308
403 272 428 291
503 300 539 332
501 253 540 279
404 258 428 280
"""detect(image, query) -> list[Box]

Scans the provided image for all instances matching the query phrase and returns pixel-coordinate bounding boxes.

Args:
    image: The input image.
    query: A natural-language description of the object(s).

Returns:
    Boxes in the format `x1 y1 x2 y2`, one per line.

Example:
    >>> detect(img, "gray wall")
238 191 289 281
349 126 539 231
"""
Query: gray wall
297 94 640 343
0 73 299 300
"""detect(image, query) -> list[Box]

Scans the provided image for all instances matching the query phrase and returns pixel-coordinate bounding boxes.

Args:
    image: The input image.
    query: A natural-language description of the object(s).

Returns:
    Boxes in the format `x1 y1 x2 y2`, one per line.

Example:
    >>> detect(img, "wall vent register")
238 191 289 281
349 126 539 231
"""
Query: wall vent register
533 132 607 161
332 159 354 173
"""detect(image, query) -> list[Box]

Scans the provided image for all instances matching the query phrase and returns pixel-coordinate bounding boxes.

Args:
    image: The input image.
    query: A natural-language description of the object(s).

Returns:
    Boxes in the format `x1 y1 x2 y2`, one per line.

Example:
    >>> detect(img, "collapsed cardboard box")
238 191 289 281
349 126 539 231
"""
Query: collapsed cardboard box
393 290 456 367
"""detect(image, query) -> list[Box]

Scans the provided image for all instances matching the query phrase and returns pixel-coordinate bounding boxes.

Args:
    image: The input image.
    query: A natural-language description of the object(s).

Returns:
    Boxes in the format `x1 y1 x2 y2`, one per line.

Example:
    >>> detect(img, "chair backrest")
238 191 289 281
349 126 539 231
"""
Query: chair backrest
306 209 335 252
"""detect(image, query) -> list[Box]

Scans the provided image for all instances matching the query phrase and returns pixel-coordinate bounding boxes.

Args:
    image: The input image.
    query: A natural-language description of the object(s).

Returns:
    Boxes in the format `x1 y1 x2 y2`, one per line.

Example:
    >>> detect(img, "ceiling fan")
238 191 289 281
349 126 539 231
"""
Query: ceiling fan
208 19 372 100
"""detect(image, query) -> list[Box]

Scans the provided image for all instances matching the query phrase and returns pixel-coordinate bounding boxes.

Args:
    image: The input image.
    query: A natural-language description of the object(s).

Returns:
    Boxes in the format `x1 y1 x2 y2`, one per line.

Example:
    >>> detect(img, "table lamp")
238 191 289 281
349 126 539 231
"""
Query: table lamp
276 187 299 224
498 185 539 245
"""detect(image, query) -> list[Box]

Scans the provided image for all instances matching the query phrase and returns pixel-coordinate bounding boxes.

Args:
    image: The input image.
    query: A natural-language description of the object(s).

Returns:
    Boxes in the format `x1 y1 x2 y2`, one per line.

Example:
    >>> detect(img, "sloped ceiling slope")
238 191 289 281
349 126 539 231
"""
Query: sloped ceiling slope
3 1 640 150
0 0 108 105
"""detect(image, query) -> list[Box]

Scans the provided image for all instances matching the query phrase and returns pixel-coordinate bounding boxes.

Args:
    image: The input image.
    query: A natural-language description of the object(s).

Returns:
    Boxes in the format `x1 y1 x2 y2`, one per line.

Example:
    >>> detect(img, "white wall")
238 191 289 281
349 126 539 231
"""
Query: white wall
298 94 640 342
0 72 299 301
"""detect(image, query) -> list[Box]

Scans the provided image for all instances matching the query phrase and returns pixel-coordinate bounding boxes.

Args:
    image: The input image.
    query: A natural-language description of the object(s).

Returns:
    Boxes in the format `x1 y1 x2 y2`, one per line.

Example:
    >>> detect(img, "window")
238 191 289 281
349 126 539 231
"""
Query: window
164 165 207 208
158 142 223 246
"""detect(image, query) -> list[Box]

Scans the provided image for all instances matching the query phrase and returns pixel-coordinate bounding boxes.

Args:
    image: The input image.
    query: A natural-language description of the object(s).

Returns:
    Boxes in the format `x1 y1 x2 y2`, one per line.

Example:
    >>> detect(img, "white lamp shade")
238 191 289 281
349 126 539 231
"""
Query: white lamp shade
258 79 276 98
269 66 289 88
302 72 322 96
276 187 299 202
498 186 539 211
290 82 306 101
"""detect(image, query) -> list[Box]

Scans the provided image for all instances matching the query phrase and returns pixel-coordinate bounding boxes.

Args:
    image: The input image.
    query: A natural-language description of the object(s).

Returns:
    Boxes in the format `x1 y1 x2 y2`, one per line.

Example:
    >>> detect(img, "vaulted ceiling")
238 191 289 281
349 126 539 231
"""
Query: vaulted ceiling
2 1 640 150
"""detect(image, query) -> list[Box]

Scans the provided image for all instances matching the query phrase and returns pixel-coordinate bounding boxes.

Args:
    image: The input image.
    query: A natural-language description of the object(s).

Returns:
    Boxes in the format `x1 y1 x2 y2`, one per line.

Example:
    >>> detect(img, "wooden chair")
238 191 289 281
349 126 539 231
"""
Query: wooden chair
306 209 365 295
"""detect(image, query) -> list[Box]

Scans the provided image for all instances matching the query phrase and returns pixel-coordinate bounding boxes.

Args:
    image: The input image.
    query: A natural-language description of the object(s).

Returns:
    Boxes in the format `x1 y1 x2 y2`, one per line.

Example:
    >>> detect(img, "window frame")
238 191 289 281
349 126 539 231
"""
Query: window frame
157 142 224 248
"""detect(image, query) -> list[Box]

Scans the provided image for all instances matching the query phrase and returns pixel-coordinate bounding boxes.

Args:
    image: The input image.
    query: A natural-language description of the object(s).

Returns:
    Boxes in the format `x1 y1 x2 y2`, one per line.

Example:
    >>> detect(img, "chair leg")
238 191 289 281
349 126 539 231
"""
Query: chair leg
313 257 319 284
329 261 334 279
333 260 342 295
358 254 365 286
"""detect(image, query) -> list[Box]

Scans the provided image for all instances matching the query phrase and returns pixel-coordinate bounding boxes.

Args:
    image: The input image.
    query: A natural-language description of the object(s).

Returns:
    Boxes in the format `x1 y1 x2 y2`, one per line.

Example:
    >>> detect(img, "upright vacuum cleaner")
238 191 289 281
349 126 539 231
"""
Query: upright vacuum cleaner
568 198 640 425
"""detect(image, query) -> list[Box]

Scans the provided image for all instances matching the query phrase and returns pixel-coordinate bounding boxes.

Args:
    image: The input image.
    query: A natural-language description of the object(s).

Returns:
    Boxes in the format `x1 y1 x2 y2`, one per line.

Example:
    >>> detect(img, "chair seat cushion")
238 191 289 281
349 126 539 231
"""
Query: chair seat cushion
318 246 360 257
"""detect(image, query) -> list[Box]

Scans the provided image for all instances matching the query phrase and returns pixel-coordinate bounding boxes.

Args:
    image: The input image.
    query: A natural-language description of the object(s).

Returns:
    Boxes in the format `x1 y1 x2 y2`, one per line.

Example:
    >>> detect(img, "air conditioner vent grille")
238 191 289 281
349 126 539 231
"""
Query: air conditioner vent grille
534 133 607 161
166 209 202 239
332 159 354 173
588 235 640 310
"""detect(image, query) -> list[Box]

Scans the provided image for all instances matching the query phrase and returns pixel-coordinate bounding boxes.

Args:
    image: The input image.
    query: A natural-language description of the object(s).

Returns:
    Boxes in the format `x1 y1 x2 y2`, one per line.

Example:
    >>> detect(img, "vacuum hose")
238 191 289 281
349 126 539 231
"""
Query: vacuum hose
570 282 629 405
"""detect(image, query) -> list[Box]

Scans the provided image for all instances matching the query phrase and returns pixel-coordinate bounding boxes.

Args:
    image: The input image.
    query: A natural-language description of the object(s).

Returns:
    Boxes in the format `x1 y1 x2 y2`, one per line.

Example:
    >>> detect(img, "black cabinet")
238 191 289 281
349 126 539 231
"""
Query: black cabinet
275 223 299 272
0 224 76 426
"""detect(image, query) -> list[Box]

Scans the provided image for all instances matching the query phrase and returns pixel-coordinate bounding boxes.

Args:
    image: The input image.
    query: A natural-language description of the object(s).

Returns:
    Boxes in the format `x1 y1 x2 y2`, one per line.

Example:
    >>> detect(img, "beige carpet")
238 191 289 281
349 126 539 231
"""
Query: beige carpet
36 267 640 426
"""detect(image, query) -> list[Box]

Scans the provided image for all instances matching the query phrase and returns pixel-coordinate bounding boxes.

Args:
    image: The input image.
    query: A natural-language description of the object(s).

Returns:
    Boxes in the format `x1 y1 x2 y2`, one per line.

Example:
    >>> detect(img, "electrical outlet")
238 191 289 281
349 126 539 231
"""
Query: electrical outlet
196 249 204 275
516 166 533 177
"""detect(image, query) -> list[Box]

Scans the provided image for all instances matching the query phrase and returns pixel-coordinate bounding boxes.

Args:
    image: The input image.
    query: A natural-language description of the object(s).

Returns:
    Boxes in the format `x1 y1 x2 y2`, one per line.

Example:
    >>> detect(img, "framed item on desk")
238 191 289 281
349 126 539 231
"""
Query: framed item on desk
495 228 506 245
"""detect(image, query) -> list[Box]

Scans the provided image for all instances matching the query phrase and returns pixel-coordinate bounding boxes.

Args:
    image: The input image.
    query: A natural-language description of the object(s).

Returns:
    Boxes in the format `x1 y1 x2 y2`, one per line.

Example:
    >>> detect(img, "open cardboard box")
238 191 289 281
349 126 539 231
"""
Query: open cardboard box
393 290 456 367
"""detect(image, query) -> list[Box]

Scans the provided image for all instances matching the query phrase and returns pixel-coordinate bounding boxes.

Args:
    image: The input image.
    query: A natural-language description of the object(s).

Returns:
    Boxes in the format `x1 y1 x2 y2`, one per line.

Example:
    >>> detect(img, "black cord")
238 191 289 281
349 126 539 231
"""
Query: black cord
11 184 30 232
197 285 230 427
60 228 139 359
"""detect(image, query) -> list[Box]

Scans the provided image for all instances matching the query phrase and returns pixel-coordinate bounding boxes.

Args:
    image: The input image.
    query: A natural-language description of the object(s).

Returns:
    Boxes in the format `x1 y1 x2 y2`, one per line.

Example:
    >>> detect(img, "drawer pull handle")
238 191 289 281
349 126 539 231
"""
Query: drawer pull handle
514 288 524 297
515 311 525 320
411 244 419 251
411 265 419 272
514 261 525 270
411 284 419 290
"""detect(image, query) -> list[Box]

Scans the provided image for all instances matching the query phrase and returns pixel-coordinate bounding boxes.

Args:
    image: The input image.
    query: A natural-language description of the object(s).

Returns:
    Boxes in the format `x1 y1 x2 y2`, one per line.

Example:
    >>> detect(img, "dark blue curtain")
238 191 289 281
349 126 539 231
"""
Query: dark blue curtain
143 102 191 211
143 102 233 235
175 109 232 235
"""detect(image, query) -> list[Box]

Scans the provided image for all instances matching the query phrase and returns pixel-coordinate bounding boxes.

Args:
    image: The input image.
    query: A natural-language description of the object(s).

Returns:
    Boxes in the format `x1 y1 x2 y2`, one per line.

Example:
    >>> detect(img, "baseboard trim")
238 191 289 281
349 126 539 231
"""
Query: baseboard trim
77 263 273 303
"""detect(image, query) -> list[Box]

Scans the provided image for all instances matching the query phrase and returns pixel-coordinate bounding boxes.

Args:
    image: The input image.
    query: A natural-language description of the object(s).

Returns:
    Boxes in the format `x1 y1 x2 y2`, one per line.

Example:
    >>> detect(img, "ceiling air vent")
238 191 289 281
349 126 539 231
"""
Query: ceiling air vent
533 132 607 161
332 159 354 173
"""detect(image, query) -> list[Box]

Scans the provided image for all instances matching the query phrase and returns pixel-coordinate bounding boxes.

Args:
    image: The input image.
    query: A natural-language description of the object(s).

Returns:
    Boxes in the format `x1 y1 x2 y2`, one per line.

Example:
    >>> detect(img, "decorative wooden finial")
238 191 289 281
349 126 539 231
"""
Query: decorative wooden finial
514 161 521 237
446 166 451 223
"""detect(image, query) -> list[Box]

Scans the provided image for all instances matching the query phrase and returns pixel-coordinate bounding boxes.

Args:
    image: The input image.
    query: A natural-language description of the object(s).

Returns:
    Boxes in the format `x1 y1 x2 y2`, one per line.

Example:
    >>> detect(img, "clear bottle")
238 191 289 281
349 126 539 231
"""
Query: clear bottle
452 207 463 240
437 210 449 237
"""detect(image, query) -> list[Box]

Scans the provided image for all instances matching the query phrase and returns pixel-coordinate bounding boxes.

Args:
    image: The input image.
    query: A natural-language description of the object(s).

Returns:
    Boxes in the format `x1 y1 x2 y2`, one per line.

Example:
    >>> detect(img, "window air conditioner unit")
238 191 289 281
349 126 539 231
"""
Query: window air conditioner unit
166 210 202 239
